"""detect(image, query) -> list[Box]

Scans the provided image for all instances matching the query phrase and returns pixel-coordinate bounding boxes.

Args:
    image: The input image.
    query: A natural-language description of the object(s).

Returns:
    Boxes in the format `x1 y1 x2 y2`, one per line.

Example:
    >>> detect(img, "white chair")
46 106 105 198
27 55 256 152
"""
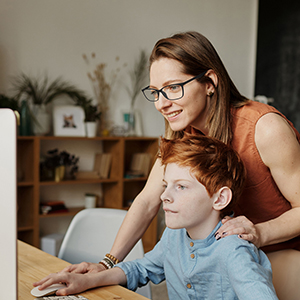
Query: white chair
58 208 152 299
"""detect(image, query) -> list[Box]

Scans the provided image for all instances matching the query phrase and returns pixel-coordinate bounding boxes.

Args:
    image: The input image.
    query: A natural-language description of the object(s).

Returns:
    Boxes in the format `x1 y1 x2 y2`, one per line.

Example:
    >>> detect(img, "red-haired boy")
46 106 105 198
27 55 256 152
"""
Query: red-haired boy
34 133 278 299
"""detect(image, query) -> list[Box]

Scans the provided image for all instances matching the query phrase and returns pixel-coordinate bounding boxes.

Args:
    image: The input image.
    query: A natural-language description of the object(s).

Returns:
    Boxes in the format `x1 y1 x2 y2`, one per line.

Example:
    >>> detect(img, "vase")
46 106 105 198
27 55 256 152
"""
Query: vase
85 121 98 137
32 104 51 136
123 110 136 136
19 100 33 136
134 110 143 136
84 193 97 209
99 111 110 136
54 165 65 182
122 109 143 136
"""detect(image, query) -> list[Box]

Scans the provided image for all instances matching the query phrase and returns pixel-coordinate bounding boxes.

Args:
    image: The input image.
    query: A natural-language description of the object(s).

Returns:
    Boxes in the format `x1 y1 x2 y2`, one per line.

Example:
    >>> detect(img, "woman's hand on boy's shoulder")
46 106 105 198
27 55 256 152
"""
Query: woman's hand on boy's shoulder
215 215 262 248
60 262 106 274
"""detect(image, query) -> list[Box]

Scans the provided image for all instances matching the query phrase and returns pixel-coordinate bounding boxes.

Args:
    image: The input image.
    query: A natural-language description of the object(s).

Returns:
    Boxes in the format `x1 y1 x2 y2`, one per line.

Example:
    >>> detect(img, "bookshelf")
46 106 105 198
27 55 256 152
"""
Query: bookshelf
17 136 159 253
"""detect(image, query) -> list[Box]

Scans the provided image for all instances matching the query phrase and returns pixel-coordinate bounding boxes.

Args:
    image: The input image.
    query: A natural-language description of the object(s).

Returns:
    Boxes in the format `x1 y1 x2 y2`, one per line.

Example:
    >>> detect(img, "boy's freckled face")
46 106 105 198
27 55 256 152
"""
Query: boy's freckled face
161 163 216 238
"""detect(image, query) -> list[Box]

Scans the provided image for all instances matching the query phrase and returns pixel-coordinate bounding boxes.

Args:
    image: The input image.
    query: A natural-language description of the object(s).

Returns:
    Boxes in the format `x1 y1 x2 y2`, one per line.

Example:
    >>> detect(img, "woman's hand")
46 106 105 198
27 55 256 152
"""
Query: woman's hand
215 215 262 248
60 262 106 274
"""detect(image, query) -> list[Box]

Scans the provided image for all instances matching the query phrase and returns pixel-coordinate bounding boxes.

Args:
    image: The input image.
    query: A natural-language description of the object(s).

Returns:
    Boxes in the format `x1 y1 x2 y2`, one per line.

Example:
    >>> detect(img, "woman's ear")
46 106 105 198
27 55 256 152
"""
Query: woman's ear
205 69 218 93
212 187 232 211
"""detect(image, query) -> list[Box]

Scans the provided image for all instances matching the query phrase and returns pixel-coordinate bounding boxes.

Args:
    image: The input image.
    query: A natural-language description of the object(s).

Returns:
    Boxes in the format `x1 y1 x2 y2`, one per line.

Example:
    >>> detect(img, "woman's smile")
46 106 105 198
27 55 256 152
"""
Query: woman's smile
164 109 182 120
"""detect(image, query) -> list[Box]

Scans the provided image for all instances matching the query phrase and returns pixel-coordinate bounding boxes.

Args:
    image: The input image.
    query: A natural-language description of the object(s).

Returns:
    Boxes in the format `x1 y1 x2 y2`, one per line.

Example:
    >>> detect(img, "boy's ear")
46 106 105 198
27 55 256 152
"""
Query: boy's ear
212 187 232 211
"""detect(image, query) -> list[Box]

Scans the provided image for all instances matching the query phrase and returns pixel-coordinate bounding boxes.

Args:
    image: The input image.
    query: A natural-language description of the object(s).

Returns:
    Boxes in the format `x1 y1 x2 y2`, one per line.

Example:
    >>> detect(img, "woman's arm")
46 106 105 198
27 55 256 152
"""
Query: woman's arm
217 113 300 248
109 158 165 260
254 113 300 246
61 158 165 274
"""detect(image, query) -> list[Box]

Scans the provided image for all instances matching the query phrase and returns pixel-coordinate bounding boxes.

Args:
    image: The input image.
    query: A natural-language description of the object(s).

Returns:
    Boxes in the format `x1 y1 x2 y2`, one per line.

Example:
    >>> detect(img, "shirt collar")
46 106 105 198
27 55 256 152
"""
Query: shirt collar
184 220 222 249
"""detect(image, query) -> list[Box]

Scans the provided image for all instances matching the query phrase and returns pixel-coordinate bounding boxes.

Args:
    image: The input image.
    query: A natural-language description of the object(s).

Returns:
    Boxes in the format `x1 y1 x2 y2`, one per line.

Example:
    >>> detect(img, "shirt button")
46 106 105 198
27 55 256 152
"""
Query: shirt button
190 242 194 247
187 283 192 289
190 254 195 259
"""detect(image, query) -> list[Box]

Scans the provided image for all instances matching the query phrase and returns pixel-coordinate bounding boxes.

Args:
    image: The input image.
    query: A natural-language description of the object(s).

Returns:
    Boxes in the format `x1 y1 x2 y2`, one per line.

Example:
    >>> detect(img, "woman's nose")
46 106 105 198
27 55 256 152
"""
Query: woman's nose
154 94 172 111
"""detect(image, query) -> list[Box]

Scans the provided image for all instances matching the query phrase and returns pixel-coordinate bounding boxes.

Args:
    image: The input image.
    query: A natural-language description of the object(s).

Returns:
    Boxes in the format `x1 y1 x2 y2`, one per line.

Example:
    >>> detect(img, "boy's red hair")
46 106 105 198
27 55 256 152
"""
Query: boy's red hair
159 133 246 218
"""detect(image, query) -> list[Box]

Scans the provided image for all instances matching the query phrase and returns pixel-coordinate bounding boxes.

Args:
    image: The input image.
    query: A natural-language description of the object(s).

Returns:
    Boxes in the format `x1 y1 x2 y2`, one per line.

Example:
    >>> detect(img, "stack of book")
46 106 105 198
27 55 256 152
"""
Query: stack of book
76 153 112 180
125 153 152 178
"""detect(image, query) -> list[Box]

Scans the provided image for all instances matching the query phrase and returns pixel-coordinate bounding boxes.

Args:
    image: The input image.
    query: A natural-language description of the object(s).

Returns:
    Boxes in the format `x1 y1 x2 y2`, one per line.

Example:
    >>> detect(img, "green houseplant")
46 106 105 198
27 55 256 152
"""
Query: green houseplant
40 148 79 181
12 73 87 105
73 96 102 137
0 93 22 133
11 73 89 135
0 93 19 110
73 96 101 122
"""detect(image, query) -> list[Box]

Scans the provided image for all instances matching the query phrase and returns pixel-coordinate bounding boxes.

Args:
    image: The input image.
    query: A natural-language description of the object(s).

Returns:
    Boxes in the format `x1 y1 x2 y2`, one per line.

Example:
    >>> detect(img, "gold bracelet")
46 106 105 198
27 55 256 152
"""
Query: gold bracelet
105 253 120 264
104 256 115 267
99 261 109 270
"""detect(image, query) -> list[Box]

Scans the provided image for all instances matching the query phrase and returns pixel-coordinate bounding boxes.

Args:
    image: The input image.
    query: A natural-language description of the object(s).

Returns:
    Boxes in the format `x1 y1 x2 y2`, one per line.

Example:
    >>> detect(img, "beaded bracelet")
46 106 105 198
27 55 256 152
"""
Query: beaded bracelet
105 253 120 264
99 253 120 269
99 258 113 269
104 256 115 267
99 261 109 270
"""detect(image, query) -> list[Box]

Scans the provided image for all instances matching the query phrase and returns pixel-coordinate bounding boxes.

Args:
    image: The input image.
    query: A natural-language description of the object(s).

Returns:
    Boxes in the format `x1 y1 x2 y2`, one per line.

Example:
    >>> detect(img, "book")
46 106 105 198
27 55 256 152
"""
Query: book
93 153 112 179
129 153 152 177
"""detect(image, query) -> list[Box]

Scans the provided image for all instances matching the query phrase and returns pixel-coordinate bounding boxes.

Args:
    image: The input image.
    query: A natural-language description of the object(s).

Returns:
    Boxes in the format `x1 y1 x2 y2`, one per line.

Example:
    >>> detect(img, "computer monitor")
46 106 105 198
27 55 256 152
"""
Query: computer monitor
0 108 18 299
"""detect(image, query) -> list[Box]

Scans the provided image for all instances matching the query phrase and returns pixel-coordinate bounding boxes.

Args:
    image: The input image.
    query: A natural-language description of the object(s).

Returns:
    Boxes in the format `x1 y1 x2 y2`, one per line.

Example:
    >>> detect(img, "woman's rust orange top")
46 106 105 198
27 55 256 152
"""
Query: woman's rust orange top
190 100 300 252
231 100 300 253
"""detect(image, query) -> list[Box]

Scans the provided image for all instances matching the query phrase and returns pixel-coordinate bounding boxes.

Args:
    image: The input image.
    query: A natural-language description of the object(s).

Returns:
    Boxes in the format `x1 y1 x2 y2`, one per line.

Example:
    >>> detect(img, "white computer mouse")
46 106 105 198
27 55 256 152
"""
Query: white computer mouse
31 283 66 297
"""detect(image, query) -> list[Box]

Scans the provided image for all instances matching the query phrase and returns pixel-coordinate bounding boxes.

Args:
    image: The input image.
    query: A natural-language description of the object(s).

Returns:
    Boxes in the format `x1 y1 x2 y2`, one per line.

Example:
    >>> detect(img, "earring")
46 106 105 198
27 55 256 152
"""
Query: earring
208 91 214 97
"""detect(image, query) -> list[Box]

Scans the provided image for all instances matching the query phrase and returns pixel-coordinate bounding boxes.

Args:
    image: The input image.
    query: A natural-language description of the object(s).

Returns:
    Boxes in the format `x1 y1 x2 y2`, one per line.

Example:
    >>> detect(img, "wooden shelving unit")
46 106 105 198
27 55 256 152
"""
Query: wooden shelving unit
17 136 159 253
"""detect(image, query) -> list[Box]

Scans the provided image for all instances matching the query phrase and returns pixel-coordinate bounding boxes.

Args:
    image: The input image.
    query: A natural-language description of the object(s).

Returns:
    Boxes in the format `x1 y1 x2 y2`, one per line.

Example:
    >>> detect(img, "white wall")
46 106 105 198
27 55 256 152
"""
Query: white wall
0 0 258 137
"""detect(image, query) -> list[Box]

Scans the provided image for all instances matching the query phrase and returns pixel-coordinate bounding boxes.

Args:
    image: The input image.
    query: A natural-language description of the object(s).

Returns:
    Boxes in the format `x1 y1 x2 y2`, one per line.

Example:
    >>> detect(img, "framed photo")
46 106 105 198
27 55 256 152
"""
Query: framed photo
53 105 86 137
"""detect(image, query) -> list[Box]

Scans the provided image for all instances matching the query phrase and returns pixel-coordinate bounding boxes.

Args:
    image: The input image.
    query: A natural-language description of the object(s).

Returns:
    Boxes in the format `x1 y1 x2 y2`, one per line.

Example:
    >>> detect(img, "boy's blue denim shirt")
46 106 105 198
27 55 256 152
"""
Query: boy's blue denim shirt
116 221 278 300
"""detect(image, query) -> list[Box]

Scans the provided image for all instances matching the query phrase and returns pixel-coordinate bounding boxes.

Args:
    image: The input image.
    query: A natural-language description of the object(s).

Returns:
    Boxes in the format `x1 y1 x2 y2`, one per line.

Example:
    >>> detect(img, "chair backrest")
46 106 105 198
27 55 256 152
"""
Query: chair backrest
58 208 152 299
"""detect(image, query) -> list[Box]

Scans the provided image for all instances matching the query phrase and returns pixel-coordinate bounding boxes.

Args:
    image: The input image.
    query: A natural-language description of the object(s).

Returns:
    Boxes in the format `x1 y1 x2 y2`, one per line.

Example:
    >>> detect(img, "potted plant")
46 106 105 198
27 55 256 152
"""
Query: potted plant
82 53 125 135
40 148 79 182
11 73 88 136
0 93 19 110
73 96 101 137
0 93 22 131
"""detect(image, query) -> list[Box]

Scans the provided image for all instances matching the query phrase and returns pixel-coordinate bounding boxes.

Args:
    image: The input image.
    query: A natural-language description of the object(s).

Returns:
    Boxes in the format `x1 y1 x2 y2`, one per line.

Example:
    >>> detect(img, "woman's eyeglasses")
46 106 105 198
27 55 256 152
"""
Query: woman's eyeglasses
141 71 207 102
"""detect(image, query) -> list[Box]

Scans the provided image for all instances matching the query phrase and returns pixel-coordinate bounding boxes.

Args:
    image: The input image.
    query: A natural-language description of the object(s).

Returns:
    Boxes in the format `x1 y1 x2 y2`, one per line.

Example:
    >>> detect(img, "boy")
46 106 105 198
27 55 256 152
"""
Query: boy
34 133 278 299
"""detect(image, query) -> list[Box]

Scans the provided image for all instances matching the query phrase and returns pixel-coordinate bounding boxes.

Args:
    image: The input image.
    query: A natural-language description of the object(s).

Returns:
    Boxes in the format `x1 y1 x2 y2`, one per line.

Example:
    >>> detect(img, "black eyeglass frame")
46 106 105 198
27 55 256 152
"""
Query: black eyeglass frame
141 71 207 102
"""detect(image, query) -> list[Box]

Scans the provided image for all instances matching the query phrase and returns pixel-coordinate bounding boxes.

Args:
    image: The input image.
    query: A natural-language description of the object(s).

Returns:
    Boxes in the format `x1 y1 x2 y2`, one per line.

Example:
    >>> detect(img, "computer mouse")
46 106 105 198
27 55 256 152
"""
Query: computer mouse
31 283 66 297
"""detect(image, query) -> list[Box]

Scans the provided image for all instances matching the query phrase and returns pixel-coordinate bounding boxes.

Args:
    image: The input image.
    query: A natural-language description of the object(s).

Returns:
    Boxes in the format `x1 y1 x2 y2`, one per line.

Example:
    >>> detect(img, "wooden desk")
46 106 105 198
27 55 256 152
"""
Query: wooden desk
18 240 147 299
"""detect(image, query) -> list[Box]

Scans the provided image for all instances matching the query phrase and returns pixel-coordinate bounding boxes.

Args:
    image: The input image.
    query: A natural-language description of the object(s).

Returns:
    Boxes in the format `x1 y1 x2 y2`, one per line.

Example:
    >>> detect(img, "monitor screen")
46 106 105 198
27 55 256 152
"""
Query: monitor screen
0 108 18 299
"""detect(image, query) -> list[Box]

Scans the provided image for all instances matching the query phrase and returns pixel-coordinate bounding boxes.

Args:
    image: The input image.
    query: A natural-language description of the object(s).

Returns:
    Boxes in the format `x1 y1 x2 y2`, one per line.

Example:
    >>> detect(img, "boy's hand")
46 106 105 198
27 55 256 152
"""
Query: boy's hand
33 272 92 296
215 215 262 248
60 262 106 274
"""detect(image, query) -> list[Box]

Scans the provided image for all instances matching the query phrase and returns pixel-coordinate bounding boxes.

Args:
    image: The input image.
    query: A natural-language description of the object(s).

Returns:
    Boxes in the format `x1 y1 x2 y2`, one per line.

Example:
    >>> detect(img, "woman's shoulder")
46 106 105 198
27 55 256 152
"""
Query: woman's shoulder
233 100 280 121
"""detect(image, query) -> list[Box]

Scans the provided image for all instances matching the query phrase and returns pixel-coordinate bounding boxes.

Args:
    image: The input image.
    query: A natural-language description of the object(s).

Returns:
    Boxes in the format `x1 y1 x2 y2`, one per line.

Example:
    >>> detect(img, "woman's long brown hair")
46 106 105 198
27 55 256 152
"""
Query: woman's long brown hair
149 31 249 144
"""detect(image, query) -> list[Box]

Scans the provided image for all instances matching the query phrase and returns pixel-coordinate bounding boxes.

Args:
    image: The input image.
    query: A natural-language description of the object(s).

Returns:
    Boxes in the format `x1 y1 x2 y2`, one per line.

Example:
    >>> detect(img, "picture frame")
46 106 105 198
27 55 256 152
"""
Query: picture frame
53 105 86 137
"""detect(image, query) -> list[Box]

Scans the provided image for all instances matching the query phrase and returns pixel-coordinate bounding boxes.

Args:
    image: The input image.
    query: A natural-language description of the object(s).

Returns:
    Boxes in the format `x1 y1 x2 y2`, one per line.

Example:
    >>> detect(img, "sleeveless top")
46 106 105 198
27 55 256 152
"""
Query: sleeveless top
191 100 300 253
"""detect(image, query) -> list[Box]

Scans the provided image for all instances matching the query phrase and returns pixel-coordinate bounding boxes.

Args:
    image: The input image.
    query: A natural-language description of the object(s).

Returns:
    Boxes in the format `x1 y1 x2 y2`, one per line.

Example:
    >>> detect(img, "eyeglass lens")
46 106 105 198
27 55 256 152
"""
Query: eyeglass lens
142 71 207 102
143 84 183 102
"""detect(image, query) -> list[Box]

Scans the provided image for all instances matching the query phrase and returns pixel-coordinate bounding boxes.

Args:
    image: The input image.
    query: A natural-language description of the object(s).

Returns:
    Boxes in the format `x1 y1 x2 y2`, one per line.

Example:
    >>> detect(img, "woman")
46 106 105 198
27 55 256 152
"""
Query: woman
65 32 300 299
